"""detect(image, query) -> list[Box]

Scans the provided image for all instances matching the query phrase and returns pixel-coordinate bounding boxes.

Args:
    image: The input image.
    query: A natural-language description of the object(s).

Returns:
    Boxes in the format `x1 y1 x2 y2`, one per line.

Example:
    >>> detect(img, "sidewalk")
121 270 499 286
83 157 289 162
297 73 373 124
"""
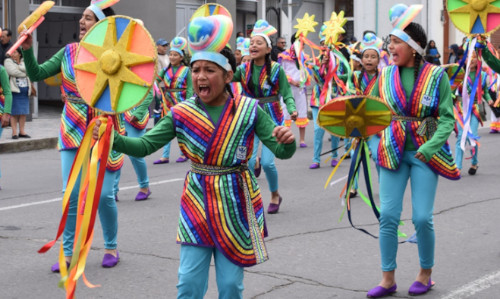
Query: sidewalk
0 104 155 154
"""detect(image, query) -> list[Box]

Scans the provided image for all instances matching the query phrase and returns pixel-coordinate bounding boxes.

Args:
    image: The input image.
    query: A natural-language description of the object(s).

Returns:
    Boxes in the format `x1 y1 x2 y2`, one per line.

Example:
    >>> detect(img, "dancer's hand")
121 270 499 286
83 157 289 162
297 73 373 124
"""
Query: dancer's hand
20 33 33 50
415 151 428 162
290 111 298 121
272 126 295 144
92 119 102 140
1 113 10 128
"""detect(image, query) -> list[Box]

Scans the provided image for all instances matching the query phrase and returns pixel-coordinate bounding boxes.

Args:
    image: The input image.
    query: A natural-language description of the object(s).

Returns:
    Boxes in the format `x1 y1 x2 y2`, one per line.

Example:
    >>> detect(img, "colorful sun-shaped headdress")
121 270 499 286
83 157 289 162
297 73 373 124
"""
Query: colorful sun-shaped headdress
360 32 382 55
170 37 187 56
88 0 120 20
389 4 424 56
187 8 233 71
251 19 277 48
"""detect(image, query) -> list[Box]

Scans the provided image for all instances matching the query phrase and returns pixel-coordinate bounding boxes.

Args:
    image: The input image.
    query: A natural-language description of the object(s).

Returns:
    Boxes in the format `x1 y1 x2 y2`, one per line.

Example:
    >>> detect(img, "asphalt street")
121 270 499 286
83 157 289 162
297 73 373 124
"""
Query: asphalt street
1 122 500 298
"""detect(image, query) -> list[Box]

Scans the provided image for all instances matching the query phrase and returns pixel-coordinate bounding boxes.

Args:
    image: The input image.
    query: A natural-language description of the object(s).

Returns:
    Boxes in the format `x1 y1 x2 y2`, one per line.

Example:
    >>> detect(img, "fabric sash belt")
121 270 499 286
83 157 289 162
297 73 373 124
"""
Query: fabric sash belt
190 162 268 264
66 95 87 104
256 95 280 104
165 88 186 92
392 115 437 139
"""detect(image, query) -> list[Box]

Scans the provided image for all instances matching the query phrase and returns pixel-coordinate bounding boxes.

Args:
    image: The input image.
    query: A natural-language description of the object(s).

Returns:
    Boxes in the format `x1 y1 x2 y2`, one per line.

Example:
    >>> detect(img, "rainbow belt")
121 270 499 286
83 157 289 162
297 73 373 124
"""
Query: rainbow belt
392 115 438 139
256 95 280 103
190 162 268 264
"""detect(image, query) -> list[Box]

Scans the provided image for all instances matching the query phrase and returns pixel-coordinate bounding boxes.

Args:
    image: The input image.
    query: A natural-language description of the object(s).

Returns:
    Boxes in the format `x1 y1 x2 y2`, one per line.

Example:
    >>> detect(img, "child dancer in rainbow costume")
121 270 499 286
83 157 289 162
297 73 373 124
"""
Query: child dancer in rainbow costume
454 51 492 175
21 0 122 270
309 26 346 169
0 63 12 191
278 34 310 147
233 20 297 214
93 8 295 298
153 37 193 165
366 4 460 298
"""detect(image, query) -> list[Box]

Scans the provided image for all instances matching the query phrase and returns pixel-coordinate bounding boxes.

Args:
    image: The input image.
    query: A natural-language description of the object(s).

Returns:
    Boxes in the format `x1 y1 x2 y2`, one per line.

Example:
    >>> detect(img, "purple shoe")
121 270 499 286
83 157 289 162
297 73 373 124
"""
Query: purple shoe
135 189 151 201
176 156 188 163
309 163 320 169
367 284 397 298
51 261 70 273
254 157 262 178
331 159 339 167
102 251 119 268
153 158 169 164
115 194 119 202
267 197 282 214
408 278 433 296
490 129 499 134
300 142 307 148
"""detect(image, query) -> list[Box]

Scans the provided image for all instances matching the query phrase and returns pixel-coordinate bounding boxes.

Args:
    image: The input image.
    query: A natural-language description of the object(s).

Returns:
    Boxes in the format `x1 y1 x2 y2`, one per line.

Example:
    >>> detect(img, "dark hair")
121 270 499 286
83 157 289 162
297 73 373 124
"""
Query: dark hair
220 46 236 99
90 7 116 21
404 22 427 82
290 33 297 45
2 28 12 37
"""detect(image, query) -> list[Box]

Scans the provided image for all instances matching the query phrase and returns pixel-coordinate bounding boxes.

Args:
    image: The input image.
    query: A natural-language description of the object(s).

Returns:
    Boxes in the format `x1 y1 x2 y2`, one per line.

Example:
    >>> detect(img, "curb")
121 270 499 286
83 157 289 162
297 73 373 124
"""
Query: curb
0 137 58 154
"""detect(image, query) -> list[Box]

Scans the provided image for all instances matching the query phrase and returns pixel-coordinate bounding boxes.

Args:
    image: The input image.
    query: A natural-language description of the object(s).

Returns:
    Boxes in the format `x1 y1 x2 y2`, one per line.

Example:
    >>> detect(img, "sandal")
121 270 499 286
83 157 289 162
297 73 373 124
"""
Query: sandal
468 165 478 175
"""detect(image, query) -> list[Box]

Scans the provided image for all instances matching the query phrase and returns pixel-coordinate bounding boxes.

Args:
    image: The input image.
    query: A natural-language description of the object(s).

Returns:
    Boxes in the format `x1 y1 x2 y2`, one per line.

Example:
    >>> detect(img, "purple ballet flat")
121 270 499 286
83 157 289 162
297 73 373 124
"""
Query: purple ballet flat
135 189 151 201
267 197 282 214
331 159 339 167
300 142 307 148
102 251 119 268
309 163 320 169
176 156 188 163
408 278 433 296
367 284 397 298
153 158 169 164
51 261 70 273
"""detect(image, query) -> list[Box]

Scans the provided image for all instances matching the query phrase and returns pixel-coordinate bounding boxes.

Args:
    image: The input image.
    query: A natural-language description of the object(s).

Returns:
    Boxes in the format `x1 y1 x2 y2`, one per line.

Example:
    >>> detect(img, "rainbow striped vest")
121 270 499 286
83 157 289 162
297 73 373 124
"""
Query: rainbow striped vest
378 63 460 180
60 43 123 171
161 65 190 108
171 95 267 267
239 61 283 125
353 71 377 95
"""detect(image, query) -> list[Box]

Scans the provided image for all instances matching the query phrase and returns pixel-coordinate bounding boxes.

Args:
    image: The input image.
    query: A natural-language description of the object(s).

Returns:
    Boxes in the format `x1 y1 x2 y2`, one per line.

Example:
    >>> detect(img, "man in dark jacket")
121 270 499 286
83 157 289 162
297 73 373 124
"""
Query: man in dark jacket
271 37 286 62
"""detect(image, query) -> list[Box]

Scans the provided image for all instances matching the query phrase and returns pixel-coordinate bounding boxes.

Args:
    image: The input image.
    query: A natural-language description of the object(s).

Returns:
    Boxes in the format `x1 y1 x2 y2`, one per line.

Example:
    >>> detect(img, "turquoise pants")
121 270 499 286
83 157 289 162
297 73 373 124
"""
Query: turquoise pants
311 107 339 163
177 245 244 299
248 136 278 192
378 151 438 271
455 114 479 170
114 122 150 193
61 149 118 256
161 142 171 158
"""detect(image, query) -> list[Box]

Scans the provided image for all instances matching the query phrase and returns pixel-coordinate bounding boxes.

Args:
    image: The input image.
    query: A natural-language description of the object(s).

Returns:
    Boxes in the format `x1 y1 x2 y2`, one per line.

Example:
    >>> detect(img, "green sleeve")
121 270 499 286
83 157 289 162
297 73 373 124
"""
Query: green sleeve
186 70 193 99
255 106 296 159
417 72 455 161
0 67 12 114
370 77 380 97
232 65 242 82
482 72 492 101
22 47 65 82
131 89 153 119
482 46 500 74
113 112 176 156
278 67 296 114
157 67 165 82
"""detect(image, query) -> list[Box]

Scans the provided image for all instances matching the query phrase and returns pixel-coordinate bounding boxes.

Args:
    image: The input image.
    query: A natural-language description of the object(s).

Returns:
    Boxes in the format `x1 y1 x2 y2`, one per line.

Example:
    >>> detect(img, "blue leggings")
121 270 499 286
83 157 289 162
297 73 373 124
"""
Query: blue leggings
161 142 171 159
61 149 118 256
455 115 479 170
311 107 339 163
177 245 244 299
114 122 149 193
248 135 278 192
378 151 438 271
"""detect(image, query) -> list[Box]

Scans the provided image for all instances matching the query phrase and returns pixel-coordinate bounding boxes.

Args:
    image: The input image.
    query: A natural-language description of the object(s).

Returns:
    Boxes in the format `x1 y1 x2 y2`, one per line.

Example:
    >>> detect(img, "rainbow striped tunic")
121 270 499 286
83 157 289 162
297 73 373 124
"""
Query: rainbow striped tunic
239 61 283 125
160 65 190 108
171 95 268 267
378 63 460 180
60 43 124 171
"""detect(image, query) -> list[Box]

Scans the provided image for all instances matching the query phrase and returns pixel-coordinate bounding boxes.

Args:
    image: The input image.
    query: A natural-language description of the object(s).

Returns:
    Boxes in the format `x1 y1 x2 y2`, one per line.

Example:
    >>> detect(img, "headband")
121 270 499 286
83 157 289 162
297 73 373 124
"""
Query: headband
389 4 424 56
170 36 187 57
253 33 272 48
87 0 119 20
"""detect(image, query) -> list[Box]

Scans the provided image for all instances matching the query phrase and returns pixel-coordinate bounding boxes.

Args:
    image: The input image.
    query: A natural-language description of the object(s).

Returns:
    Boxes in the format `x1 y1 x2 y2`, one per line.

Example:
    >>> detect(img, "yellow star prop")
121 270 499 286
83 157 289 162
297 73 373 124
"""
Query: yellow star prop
294 13 318 38
74 17 154 112
323 11 347 46
450 0 500 33
319 97 391 138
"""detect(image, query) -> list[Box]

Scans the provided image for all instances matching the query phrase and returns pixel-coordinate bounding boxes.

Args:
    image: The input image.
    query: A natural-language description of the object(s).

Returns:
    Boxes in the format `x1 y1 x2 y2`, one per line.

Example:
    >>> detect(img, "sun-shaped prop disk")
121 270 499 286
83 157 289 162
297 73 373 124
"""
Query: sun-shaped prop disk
448 0 500 34
294 12 318 38
74 17 154 113
323 11 347 46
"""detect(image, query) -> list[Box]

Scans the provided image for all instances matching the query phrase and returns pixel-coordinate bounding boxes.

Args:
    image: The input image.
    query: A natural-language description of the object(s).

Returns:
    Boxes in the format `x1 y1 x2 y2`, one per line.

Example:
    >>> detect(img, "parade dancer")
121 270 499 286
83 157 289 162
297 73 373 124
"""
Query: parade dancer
278 34 309 147
366 4 460 297
114 91 153 201
21 0 121 271
153 37 193 165
0 63 12 191
478 39 500 133
454 51 492 174
232 20 297 214
93 8 295 297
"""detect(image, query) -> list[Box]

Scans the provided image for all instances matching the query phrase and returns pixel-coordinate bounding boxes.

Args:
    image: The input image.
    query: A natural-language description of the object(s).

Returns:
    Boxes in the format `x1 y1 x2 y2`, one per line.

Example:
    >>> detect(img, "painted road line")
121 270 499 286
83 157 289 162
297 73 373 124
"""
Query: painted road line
0 178 184 212
441 271 500 299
